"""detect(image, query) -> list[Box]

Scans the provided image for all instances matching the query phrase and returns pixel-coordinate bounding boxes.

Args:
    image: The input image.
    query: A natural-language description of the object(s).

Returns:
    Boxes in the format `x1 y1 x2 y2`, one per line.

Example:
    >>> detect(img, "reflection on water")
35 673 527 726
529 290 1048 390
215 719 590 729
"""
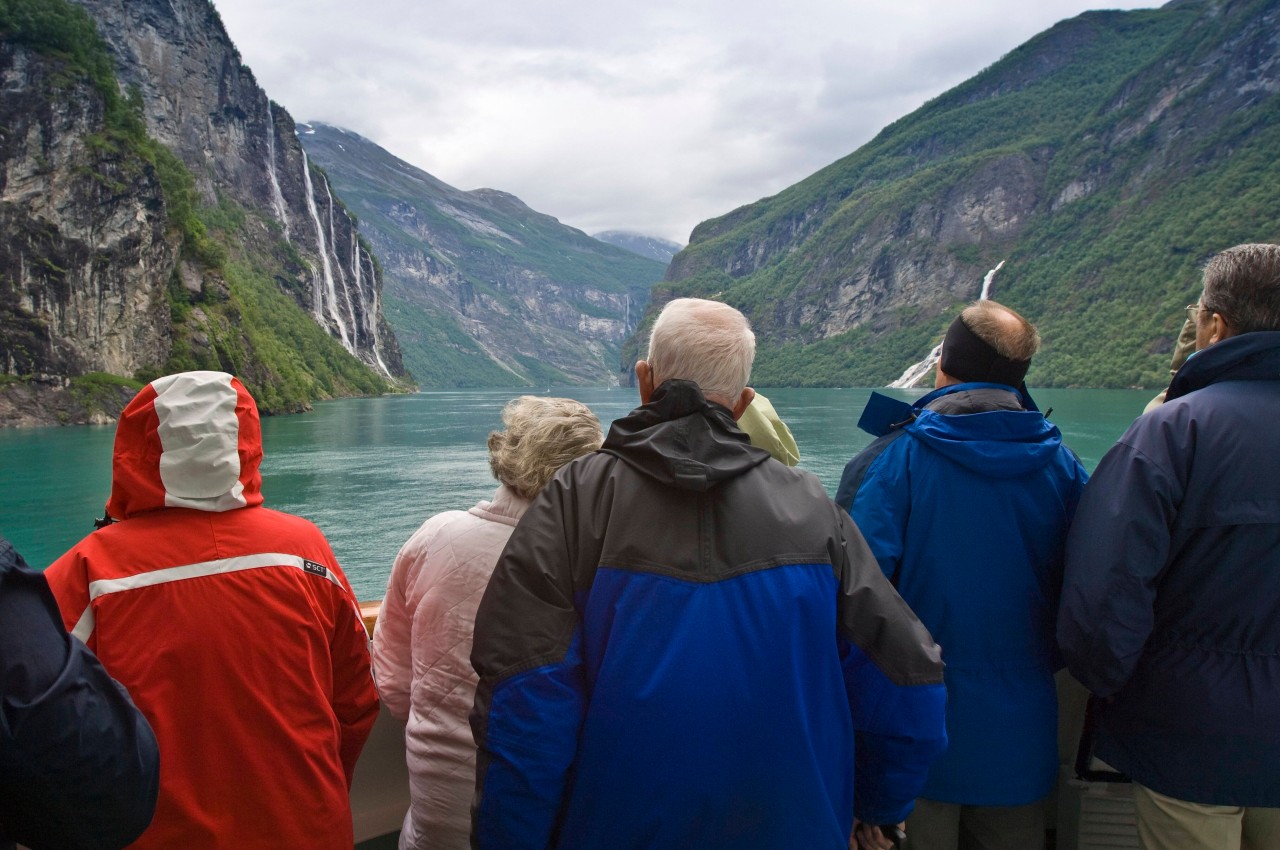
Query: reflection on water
2 386 1152 599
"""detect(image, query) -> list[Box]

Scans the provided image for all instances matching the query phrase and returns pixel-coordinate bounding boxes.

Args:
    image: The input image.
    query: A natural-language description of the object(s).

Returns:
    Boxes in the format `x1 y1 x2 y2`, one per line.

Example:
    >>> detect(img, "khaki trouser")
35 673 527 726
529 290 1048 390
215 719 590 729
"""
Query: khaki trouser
904 796 1046 850
1134 783 1280 850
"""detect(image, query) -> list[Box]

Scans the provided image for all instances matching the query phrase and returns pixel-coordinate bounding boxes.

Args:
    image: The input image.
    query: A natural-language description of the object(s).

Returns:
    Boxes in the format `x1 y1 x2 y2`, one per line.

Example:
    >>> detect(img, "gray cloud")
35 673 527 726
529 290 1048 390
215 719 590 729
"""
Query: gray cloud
215 0 1154 243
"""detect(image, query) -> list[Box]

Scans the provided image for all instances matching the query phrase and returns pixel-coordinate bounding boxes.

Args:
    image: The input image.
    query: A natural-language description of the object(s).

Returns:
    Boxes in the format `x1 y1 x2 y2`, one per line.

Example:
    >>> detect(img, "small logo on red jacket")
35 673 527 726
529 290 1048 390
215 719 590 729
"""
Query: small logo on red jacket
303 560 328 577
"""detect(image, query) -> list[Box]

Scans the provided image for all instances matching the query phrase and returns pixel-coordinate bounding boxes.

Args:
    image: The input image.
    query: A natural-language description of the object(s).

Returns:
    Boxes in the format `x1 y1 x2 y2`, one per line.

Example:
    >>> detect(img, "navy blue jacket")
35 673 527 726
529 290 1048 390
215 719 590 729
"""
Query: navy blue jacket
0 536 159 850
470 380 948 850
837 384 1088 806
1059 332 1280 806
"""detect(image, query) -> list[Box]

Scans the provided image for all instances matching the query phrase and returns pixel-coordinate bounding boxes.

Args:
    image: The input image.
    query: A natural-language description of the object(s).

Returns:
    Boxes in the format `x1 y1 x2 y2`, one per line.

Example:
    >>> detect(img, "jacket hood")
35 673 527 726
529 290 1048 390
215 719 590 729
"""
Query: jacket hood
601 380 770 491
1166 331 1280 401
107 371 264 519
904 384 1065 478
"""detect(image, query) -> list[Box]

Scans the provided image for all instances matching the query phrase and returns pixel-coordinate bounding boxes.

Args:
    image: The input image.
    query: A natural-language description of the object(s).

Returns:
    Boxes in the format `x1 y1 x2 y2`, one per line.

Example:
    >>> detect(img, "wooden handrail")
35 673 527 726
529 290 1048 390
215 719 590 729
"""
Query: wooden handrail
359 600 381 637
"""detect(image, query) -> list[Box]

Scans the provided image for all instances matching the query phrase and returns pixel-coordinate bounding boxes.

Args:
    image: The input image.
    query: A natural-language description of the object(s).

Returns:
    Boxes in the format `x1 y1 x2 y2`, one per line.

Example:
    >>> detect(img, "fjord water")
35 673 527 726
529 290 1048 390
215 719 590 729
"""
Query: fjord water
6 387 1152 599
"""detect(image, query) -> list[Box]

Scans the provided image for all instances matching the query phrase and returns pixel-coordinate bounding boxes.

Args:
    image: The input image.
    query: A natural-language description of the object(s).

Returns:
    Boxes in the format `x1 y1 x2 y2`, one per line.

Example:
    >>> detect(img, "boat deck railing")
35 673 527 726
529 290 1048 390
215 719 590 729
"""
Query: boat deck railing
348 604 1137 847
352 601 410 846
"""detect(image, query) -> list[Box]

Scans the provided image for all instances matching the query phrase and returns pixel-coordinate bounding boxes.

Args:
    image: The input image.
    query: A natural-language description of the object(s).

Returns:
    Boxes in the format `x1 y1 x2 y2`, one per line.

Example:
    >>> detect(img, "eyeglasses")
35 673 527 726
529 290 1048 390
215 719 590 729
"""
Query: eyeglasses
1185 303 1213 321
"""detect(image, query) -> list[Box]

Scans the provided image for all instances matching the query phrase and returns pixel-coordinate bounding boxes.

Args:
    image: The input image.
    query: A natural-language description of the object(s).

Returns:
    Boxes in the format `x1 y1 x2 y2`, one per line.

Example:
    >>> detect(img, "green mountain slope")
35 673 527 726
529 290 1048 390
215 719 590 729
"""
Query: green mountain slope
0 0 397 423
299 124 665 386
656 0 1280 388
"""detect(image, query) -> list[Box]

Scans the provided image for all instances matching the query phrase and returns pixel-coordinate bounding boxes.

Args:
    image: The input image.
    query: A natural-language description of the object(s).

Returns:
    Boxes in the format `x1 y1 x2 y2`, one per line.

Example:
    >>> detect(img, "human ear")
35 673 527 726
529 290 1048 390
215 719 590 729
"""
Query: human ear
636 361 655 404
731 387 756 421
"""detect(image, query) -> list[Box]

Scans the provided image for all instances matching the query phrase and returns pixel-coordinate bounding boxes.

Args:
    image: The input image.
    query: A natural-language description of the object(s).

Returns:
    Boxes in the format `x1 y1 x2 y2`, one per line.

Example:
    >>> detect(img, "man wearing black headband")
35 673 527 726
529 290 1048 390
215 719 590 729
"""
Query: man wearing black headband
836 300 1089 850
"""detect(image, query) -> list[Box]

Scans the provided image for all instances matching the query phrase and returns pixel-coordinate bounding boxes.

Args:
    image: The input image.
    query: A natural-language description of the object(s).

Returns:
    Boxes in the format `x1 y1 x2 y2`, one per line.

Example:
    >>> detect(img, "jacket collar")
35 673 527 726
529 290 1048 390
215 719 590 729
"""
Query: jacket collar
470 484 530 527
923 385 1024 415
1166 332 1280 402
858 382 1039 438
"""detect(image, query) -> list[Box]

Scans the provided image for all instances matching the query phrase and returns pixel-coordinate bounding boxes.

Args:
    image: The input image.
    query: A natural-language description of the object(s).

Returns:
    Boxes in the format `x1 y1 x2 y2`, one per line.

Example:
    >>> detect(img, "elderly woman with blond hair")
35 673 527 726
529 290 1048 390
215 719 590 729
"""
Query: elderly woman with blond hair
372 396 603 850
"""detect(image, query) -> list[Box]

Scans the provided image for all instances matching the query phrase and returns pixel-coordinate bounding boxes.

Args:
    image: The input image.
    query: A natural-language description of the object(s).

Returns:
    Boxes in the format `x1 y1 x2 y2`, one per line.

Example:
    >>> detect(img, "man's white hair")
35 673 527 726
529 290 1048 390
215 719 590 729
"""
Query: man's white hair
647 298 755 402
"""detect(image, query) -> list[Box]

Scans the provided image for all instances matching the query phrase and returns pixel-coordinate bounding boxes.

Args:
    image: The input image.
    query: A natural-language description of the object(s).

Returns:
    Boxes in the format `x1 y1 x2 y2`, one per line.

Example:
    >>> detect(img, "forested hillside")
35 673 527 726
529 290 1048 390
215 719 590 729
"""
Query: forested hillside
653 0 1280 388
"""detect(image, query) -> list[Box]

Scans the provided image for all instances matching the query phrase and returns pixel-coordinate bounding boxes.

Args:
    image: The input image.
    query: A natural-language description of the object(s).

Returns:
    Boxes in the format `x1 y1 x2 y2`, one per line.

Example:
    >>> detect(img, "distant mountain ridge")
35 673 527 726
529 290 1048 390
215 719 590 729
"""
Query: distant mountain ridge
298 123 665 386
651 0 1280 389
592 231 684 264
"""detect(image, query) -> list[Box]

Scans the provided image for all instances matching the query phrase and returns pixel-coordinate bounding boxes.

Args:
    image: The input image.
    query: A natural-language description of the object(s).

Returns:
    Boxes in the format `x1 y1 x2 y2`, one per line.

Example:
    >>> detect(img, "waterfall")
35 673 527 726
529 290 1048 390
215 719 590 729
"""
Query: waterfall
322 177 360 347
352 231 391 377
888 343 943 389
264 102 290 242
979 260 1006 301
299 146 352 351
887 260 1007 389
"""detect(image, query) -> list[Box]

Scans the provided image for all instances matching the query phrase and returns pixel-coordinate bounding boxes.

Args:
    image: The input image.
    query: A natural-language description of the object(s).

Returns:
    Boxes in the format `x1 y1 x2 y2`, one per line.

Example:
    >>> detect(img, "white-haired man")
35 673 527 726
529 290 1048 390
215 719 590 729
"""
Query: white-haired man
470 297 948 850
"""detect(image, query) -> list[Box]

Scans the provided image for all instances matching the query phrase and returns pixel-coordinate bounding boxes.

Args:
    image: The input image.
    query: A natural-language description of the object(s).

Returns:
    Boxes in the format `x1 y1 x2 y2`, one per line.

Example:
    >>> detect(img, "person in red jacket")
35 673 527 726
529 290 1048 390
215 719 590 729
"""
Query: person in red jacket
45 370 379 850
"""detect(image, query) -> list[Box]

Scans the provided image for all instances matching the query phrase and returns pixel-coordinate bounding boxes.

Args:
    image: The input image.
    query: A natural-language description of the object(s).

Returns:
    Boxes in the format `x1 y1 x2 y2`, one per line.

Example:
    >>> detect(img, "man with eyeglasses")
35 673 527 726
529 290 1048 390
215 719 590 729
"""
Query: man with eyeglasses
1059 243 1280 850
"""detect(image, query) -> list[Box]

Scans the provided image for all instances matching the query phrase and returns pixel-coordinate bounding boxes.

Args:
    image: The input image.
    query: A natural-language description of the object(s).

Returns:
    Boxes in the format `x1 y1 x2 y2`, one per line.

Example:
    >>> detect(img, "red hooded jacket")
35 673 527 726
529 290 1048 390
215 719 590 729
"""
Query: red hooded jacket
46 371 378 849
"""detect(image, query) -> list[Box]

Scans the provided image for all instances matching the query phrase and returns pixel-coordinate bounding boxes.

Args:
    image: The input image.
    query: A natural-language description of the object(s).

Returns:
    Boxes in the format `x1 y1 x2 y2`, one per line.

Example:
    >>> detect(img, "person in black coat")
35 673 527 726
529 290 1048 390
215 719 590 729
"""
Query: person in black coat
1060 243 1280 850
0 535 159 850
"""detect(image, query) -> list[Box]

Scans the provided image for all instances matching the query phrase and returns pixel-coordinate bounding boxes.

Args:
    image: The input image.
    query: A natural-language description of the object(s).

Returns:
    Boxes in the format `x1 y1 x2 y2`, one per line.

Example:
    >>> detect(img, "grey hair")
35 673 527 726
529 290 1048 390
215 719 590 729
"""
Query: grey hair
1202 243 1280 333
960 300 1040 361
647 298 755 403
488 396 603 500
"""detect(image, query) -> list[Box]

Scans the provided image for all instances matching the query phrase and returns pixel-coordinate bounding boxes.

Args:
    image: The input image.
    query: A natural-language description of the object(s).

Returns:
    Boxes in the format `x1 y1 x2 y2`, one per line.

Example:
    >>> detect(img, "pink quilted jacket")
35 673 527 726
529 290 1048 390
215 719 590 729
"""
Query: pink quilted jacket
372 485 529 850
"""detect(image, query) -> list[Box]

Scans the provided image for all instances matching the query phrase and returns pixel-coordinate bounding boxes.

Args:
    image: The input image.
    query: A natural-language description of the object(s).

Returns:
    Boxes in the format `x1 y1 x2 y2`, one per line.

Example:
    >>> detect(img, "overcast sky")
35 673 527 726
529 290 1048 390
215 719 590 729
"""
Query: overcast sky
213 0 1155 244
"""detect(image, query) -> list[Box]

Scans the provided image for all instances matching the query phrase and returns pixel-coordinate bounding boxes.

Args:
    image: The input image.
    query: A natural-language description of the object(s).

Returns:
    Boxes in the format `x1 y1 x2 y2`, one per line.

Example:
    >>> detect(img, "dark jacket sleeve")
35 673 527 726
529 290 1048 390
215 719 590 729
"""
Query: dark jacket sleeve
0 537 159 850
469 478 587 850
833 510 948 824
1058 422 1178 697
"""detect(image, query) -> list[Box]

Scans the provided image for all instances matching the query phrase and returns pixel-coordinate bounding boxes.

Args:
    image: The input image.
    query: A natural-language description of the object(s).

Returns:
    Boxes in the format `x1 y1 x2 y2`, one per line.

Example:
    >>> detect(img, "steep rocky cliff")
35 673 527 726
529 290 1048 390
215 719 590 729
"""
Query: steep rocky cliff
0 0 406 425
0 39 172 381
656 0 1280 388
299 123 665 386
71 0 404 378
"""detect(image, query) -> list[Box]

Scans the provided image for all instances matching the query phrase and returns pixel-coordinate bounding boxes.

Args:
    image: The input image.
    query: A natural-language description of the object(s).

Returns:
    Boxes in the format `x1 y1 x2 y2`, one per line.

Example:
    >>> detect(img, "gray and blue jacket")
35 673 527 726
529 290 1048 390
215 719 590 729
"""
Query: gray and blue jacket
470 380 948 849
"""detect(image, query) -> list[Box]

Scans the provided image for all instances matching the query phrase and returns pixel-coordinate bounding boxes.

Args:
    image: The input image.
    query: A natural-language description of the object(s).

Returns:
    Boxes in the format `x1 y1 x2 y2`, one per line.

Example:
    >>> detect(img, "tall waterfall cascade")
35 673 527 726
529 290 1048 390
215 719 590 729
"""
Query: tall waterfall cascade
299 146 352 351
322 176 359 346
887 260 1006 389
352 230 391 376
265 103 291 243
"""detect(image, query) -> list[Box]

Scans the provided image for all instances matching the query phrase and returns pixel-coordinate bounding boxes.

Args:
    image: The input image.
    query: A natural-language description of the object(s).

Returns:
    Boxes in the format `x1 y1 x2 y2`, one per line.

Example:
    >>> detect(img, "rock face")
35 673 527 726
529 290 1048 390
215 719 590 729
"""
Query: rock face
299 123 665 386
656 0 1280 388
69 0 404 378
0 42 173 379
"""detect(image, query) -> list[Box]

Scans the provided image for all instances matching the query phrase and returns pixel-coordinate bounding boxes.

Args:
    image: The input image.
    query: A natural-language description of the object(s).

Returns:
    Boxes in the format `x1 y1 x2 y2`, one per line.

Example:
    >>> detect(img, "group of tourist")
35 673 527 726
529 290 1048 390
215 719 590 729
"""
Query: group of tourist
1 242 1277 850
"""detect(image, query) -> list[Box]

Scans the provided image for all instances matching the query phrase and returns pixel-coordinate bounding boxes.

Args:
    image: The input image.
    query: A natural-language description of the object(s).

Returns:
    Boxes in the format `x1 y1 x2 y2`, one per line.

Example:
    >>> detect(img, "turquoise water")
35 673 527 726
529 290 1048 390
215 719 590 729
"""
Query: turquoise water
3 386 1152 599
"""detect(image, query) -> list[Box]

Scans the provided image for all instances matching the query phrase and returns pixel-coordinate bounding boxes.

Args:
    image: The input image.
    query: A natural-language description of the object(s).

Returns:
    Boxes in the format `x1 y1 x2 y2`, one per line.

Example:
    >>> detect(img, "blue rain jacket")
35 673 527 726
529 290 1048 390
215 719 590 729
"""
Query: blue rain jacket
470 380 948 850
836 384 1087 806
1059 332 1280 806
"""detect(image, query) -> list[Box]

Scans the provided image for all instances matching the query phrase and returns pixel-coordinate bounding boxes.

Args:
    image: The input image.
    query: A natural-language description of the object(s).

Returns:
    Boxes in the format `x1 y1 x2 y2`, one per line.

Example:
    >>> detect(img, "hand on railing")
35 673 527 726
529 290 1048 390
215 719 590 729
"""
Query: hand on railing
851 820 906 849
